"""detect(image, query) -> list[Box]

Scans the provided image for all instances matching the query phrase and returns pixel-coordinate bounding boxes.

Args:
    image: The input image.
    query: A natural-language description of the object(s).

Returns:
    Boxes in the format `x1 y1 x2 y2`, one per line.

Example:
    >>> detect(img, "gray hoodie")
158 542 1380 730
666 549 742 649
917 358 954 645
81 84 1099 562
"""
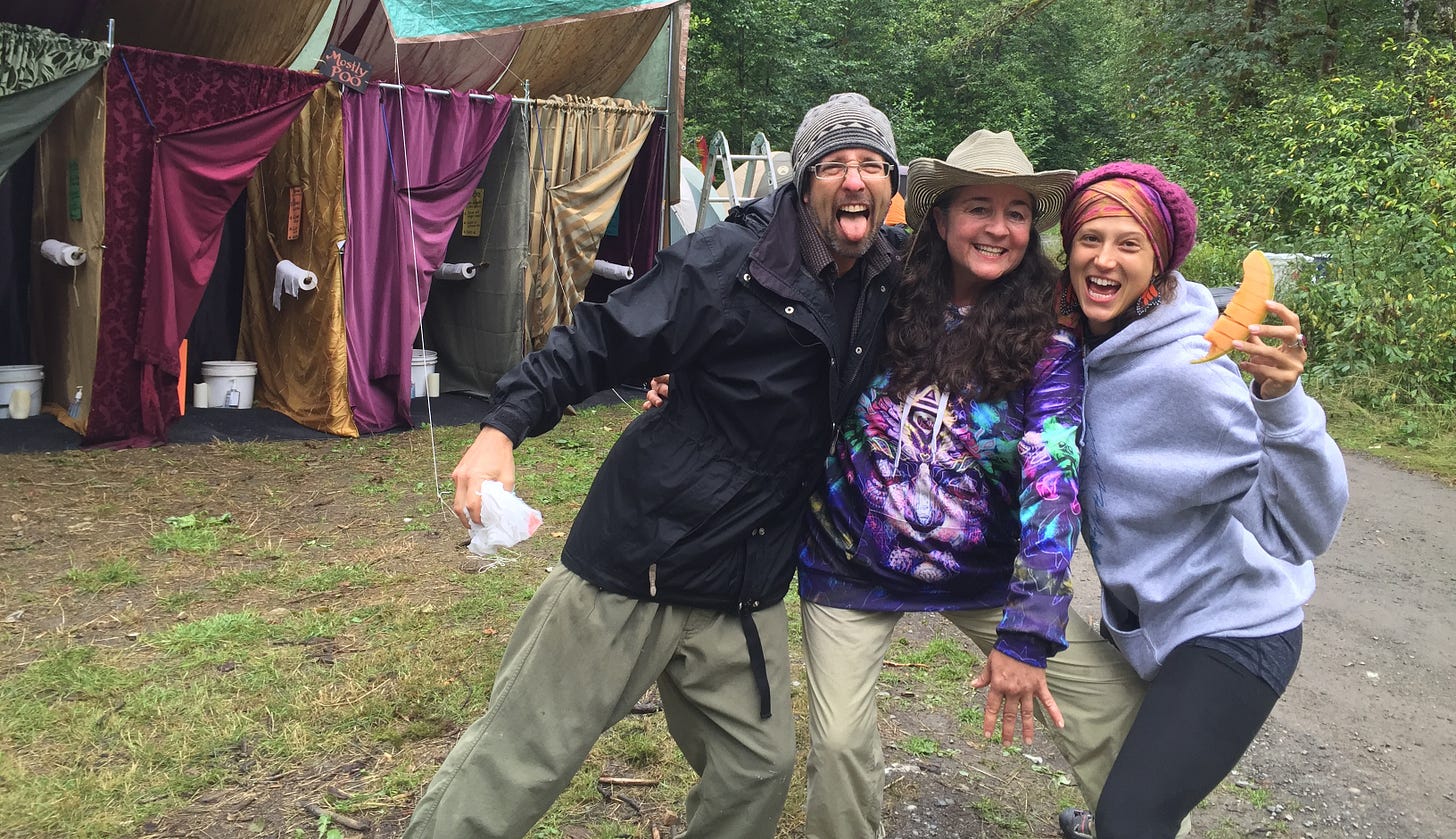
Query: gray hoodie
1080 277 1349 680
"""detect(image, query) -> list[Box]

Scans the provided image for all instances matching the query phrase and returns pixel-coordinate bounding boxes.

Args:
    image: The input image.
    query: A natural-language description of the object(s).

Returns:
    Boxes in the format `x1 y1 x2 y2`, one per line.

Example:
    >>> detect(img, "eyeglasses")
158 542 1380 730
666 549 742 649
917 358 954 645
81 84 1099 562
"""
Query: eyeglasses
810 160 892 180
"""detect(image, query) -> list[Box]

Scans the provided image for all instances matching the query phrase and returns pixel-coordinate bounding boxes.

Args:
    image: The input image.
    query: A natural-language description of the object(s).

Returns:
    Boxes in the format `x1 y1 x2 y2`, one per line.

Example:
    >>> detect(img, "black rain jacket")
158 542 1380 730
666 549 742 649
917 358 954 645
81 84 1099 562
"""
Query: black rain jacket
480 184 905 714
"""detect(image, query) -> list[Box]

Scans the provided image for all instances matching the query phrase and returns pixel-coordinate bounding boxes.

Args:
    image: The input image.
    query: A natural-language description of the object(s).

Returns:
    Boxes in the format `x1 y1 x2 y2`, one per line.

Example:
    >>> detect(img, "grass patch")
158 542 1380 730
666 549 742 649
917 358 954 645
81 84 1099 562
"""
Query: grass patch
1244 785 1272 808
295 563 383 593
150 512 235 555
209 568 277 596
971 796 1029 831
955 704 985 731
899 735 949 757
64 558 143 592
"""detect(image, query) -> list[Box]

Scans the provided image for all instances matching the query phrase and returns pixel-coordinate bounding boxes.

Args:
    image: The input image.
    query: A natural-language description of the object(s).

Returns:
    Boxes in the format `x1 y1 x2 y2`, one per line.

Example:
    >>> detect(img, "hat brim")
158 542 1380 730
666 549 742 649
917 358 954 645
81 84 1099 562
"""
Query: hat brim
904 158 1076 232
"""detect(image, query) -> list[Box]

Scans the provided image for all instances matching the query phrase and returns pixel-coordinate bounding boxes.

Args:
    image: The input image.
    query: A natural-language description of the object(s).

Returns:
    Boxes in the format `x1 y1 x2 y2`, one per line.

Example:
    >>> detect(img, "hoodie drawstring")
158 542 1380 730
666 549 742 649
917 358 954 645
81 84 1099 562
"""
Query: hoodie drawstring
891 386 951 475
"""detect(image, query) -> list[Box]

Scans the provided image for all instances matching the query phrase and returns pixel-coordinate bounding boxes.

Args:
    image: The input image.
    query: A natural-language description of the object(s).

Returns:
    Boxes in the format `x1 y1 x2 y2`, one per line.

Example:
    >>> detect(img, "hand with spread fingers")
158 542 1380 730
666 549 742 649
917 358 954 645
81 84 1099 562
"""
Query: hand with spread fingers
970 649 1065 746
1233 300 1307 400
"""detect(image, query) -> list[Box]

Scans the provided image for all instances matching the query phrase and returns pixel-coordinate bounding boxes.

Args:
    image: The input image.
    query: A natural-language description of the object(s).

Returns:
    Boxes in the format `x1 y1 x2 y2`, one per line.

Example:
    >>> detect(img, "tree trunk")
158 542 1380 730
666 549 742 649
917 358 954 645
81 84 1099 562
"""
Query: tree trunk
1403 0 1421 38
1320 1 1340 77
1436 0 1454 39
1234 0 1279 106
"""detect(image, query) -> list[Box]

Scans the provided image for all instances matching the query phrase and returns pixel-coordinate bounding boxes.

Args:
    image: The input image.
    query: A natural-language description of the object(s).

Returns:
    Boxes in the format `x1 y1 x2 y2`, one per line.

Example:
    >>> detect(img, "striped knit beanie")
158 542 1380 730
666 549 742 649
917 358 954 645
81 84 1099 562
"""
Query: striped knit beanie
791 93 898 191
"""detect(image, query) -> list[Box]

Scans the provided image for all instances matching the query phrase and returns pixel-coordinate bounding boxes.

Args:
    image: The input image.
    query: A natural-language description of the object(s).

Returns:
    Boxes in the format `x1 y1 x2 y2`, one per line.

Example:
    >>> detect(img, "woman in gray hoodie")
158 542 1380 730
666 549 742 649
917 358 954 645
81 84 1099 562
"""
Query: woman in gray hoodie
1055 162 1349 839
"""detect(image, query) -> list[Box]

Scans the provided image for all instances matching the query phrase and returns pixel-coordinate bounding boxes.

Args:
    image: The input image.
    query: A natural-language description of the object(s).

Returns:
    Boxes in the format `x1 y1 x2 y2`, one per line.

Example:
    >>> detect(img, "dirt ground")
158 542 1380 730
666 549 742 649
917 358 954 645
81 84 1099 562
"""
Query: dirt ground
3 429 1452 838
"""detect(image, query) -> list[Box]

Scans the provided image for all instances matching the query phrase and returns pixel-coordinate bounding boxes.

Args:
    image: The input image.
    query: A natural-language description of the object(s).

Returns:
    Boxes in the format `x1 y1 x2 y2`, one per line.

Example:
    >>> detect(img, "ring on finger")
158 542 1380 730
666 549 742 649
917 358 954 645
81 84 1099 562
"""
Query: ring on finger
1293 332 1308 351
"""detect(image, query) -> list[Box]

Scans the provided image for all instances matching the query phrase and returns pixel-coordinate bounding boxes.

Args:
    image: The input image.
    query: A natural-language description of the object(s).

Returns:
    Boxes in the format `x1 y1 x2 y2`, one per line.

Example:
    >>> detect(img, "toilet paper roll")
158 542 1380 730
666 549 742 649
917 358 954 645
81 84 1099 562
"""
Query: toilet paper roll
193 382 209 408
435 262 477 281
593 260 634 282
427 372 441 398
40 239 87 267
273 259 319 309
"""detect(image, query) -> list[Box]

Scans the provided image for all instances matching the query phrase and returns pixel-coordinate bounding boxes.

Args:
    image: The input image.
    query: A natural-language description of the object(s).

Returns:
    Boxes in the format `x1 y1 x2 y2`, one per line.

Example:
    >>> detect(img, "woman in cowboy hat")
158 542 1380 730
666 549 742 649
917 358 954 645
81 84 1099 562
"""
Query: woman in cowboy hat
1053 162 1347 839
795 130 1146 839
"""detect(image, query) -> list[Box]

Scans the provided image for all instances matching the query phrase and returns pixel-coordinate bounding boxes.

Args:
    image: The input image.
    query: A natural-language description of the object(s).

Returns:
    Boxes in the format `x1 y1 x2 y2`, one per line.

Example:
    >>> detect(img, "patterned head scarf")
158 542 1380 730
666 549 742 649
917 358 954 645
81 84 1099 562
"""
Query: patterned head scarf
1060 177 1175 277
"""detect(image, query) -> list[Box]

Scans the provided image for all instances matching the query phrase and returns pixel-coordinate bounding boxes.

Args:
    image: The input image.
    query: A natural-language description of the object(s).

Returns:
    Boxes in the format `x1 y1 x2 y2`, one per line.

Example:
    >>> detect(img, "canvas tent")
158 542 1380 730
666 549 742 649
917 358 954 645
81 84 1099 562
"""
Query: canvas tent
669 155 726 243
2 0 687 445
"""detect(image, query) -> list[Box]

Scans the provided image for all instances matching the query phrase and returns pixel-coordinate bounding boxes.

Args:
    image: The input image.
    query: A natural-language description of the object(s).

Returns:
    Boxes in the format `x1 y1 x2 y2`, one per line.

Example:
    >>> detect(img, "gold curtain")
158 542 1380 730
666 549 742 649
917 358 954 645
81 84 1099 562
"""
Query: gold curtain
29 70 106 431
525 96 654 350
238 85 357 437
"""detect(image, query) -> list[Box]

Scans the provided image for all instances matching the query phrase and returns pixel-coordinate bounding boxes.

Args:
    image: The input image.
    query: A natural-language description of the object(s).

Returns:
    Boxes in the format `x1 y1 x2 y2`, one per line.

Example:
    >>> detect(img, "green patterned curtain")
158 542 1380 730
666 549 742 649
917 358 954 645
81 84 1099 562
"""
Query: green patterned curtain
0 23 111 97
0 23 110 180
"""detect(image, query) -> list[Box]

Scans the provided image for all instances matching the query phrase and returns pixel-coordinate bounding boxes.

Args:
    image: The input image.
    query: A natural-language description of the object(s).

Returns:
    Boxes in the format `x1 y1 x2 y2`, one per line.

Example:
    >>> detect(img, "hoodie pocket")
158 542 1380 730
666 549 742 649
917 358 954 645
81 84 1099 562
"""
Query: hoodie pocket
1101 611 1161 681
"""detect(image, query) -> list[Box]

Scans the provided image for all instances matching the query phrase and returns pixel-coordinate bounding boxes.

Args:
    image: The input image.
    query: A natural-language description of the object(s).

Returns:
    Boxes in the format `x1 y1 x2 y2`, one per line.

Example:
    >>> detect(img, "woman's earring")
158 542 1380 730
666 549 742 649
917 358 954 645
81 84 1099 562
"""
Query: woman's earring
1134 281 1163 317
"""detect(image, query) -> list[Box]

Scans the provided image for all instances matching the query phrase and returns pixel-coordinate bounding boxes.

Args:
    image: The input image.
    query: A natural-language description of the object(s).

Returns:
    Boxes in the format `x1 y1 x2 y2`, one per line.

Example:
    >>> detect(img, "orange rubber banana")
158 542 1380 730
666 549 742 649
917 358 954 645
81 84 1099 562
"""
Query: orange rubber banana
1192 250 1275 364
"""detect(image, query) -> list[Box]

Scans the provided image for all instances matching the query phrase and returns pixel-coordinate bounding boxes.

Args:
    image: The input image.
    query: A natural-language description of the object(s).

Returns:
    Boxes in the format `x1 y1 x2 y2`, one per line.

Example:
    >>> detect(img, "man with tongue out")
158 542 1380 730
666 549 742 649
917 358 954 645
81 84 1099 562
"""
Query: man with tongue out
401 93 905 839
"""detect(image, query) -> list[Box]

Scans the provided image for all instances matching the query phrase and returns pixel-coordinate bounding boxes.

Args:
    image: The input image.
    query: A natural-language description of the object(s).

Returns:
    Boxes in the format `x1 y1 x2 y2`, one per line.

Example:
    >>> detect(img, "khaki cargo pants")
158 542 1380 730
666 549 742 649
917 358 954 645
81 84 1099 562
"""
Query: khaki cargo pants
402 566 795 839
801 601 1149 839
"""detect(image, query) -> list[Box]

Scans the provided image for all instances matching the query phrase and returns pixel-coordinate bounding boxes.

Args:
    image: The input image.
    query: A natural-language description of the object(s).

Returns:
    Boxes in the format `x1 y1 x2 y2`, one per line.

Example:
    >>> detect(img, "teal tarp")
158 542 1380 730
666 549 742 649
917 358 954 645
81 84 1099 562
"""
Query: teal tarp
381 0 675 41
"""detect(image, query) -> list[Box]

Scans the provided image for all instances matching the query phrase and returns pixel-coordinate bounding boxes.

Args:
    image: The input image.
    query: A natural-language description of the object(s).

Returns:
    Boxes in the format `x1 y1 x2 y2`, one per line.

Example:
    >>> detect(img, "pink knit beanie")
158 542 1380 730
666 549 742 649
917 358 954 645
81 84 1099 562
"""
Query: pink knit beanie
1065 161 1198 273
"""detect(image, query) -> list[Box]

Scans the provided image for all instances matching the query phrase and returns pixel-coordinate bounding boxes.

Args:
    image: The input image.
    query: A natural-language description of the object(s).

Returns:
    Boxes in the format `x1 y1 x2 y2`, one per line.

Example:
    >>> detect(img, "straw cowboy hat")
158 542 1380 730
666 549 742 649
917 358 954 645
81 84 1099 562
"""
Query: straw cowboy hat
904 130 1076 231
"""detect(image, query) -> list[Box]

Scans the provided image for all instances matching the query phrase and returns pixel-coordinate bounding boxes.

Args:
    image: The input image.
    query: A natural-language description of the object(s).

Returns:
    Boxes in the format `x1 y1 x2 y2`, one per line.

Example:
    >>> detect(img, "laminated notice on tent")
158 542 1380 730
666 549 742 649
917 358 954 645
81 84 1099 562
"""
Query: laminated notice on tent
380 0 677 41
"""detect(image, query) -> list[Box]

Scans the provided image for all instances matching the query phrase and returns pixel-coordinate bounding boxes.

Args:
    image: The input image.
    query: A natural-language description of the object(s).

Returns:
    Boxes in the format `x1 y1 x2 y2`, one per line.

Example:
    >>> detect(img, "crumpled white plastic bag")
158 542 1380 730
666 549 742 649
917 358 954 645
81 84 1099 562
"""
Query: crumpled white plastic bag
467 481 543 556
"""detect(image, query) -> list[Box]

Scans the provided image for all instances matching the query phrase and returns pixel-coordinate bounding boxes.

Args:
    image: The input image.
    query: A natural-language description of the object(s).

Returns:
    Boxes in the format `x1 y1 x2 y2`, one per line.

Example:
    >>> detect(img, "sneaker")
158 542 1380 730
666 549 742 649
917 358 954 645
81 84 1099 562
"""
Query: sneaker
1059 807 1094 839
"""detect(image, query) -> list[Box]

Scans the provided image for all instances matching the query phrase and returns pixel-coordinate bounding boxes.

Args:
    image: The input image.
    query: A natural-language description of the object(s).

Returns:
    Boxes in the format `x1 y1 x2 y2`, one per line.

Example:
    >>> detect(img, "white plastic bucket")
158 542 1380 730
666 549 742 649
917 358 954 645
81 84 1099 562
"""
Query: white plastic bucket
411 349 438 398
0 365 43 420
200 360 258 409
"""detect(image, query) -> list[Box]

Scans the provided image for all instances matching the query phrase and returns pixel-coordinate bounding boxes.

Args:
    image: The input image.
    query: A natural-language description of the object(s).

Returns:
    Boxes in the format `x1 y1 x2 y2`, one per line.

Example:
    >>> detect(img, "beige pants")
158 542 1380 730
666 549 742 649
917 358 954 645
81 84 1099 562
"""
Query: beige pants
403 566 795 839
801 601 1147 839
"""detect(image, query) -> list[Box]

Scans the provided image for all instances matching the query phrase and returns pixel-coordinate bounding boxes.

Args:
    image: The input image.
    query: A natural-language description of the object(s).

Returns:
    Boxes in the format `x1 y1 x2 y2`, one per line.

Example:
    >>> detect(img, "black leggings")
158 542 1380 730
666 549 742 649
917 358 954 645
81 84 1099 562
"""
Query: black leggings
1094 643 1282 839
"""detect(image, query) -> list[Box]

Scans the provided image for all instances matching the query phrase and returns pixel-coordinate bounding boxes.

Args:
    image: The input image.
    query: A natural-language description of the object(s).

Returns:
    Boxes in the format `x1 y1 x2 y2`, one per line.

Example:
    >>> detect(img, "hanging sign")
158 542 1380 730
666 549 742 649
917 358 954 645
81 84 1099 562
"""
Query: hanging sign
319 46 372 92
67 161 82 221
460 189 485 238
286 187 303 241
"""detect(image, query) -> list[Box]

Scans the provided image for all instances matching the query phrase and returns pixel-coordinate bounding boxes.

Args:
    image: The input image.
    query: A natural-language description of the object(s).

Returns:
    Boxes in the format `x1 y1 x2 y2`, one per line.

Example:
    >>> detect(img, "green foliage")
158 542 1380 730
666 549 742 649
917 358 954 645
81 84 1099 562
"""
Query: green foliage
684 0 1135 166
1126 37 1456 405
683 0 1456 410
315 812 345 839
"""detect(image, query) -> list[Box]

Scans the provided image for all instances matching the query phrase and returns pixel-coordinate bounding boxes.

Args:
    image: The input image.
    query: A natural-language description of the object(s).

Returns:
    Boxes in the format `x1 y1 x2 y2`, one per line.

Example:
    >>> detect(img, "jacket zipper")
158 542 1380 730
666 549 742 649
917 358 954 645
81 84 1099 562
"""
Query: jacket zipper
842 273 885 399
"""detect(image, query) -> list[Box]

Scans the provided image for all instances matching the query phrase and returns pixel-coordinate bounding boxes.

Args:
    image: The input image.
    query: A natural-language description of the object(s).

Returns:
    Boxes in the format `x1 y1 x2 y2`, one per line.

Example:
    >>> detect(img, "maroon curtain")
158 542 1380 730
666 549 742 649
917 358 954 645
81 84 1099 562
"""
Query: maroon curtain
590 112 666 302
86 47 324 447
342 85 512 434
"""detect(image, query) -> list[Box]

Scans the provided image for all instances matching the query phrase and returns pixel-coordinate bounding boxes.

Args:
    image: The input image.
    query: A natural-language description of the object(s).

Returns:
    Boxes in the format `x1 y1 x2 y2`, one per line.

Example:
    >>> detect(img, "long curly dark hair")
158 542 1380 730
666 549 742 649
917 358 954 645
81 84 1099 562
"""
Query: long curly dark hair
883 199 1061 403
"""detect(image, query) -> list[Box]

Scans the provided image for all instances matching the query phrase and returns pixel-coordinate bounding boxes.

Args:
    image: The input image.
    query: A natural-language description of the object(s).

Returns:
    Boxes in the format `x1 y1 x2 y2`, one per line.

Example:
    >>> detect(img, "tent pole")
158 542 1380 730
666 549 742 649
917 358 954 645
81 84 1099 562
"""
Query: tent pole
371 82 667 115
107 19 115 48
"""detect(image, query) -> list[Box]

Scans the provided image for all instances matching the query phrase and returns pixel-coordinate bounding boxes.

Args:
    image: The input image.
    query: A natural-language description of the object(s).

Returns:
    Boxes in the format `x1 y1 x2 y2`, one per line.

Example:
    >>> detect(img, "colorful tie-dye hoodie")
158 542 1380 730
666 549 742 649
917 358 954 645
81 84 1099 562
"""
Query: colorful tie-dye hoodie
798 322 1084 667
